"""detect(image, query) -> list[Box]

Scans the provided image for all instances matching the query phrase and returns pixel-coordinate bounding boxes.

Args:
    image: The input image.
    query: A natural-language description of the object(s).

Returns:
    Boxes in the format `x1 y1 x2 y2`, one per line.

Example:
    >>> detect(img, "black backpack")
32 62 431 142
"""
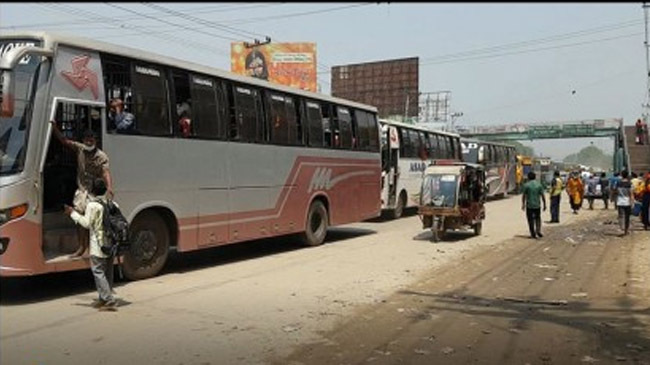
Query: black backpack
99 199 130 257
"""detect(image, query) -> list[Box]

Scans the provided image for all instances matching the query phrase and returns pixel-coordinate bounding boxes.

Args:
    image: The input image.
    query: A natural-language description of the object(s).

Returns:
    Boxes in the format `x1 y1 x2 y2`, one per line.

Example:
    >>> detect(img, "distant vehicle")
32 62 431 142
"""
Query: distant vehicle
461 139 517 198
379 119 462 219
0 32 382 279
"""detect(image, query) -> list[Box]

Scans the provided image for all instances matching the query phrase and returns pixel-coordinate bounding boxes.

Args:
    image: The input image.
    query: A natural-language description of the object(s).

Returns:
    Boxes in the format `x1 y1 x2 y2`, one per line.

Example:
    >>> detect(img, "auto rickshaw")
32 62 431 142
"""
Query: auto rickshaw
417 161 487 242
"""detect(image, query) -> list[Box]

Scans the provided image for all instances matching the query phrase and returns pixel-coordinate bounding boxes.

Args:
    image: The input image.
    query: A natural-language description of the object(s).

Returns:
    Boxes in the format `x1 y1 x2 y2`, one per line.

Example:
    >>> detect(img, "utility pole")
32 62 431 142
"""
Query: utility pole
643 1 650 123
403 89 410 123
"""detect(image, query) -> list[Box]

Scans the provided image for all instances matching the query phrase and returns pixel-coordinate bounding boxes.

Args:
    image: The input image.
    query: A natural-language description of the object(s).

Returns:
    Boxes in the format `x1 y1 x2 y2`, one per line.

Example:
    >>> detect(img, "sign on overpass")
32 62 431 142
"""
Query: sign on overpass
457 119 622 141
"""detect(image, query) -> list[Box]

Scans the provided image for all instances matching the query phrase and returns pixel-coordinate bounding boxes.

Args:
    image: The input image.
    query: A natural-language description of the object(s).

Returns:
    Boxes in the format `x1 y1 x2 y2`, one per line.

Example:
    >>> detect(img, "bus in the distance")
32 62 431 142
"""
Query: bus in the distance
379 119 462 219
461 139 517 198
0 32 382 280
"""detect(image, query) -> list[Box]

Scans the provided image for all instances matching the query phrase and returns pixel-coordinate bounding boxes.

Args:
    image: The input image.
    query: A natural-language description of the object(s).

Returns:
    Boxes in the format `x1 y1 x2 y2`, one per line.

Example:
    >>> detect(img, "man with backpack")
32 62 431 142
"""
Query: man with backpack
64 178 125 311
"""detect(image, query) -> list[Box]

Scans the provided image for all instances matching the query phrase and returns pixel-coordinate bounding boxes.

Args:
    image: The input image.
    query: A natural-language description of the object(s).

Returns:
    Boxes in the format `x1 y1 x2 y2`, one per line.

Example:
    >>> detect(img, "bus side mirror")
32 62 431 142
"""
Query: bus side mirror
0 70 15 118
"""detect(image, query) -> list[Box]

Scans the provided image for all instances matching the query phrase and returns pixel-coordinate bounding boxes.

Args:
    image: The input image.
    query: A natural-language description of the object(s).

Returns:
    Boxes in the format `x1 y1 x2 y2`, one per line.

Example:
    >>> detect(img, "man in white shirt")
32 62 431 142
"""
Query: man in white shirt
64 178 117 311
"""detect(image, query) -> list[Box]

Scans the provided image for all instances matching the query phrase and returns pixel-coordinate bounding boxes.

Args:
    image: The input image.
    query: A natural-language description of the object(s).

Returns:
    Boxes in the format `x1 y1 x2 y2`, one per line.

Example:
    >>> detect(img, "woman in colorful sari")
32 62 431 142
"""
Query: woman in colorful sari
566 172 584 214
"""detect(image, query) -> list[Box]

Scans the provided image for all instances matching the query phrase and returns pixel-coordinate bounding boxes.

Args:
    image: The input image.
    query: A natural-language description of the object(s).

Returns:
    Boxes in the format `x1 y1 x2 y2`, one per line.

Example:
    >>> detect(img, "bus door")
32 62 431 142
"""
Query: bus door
42 100 104 262
386 126 400 206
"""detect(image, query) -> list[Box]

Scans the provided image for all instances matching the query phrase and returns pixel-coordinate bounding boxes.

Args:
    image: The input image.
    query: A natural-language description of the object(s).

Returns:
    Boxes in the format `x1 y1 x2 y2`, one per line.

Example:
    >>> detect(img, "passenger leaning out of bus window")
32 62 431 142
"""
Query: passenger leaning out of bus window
177 101 192 138
50 121 113 258
108 98 135 133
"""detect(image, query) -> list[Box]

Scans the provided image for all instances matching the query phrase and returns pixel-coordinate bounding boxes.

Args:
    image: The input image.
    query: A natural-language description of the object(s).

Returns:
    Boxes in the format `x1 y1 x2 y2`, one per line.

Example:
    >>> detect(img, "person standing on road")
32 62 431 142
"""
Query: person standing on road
549 170 563 223
64 178 118 311
566 172 584 214
585 174 601 210
614 170 634 236
642 172 650 230
636 118 645 145
599 172 610 210
522 171 547 239
50 121 113 258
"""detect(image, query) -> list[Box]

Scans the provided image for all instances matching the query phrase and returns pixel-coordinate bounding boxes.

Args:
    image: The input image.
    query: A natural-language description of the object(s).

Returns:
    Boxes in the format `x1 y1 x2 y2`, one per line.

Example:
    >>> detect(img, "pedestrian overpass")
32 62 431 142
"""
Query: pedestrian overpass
456 118 629 172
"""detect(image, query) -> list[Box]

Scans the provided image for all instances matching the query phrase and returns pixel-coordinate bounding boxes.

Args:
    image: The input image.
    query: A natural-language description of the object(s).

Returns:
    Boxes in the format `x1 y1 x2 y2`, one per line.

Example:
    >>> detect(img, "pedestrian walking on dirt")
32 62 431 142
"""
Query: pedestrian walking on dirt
522 171 547 239
566 172 584 214
614 170 634 236
599 172 610 210
641 172 650 230
64 178 118 311
549 170 563 223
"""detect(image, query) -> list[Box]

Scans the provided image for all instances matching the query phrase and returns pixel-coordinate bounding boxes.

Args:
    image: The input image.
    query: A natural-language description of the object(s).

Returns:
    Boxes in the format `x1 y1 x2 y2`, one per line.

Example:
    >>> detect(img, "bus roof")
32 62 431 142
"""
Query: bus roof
459 137 517 149
378 118 461 138
1 31 377 113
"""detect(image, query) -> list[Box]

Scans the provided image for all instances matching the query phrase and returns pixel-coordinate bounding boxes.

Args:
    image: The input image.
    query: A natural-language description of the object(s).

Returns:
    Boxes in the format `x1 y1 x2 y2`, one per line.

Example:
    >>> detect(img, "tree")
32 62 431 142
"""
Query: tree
499 140 534 156
563 145 612 170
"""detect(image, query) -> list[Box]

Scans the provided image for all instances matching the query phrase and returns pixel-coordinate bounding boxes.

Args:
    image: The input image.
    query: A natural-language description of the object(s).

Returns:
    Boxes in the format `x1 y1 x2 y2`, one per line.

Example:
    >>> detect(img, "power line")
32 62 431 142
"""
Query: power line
104 3 241 42
140 3 267 41
217 3 374 25
419 31 642 66
1 3 284 30
317 18 644 74
40 3 231 57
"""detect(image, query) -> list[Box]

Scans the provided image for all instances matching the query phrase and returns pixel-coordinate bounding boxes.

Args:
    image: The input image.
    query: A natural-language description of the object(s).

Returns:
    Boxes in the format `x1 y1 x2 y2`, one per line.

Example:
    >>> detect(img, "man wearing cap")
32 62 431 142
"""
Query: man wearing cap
50 120 113 258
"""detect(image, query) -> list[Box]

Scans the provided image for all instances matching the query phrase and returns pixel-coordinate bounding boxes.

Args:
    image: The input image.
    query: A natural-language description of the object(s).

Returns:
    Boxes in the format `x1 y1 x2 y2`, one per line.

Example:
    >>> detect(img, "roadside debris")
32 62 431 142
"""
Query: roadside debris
571 292 588 298
441 347 455 355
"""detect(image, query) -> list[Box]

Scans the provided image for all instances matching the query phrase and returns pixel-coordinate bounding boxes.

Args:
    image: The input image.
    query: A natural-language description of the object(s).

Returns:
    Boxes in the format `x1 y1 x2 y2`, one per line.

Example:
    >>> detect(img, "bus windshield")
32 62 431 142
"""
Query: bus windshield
0 43 41 176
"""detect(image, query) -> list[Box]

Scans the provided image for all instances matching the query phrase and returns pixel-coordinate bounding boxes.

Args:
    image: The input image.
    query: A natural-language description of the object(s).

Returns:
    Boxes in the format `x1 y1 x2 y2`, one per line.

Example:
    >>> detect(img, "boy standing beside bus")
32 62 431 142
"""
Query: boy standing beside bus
64 178 118 311
50 121 113 258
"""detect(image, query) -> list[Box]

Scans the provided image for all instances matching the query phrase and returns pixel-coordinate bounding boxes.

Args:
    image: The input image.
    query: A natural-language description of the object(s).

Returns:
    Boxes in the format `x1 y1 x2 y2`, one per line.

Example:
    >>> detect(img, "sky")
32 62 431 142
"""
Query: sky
1 2 646 161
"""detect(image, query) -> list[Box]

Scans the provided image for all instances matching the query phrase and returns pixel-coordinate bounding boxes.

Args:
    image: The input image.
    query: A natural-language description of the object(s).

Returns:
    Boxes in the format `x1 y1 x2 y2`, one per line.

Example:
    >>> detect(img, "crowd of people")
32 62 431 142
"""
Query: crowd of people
522 168 650 238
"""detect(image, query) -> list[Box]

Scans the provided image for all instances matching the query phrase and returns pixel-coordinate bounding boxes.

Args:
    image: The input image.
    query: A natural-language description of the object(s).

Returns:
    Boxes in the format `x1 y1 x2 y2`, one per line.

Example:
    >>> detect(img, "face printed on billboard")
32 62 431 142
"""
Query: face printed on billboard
231 42 317 92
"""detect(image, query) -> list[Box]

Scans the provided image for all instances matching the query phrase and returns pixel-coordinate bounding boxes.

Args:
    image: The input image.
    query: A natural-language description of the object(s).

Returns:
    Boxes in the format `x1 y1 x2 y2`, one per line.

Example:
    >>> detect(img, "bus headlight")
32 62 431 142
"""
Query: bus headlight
0 203 28 226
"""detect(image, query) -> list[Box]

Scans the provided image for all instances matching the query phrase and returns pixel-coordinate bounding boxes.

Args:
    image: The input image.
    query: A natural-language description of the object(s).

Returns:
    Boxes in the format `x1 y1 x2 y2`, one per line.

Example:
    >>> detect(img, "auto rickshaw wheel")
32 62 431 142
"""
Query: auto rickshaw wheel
473 222 482 236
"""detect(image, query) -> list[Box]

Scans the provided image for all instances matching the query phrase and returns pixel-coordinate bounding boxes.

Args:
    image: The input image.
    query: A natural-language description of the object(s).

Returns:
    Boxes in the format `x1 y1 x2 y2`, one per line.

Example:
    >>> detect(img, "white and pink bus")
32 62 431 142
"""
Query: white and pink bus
0 32 381 280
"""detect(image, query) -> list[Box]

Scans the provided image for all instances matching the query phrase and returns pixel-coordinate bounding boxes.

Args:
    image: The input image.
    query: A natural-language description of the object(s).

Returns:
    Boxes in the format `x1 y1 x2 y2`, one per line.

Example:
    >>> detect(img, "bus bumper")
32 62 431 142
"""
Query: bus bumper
0 219 44 277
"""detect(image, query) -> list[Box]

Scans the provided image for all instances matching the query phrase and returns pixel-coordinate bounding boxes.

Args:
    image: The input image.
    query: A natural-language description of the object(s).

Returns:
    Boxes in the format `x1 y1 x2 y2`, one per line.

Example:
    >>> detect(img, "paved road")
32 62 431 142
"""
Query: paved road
1 195 647 365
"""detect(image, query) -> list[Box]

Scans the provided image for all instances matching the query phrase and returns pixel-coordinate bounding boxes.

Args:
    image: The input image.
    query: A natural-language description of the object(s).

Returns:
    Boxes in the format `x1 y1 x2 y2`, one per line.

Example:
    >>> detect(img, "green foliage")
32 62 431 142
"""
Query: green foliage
563 145 612 170
501 140 534 156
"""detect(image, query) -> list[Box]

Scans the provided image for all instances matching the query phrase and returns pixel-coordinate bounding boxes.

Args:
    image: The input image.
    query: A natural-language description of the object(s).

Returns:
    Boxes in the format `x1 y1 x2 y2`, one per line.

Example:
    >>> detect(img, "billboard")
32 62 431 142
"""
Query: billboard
331 57 419 118
231 42 317 92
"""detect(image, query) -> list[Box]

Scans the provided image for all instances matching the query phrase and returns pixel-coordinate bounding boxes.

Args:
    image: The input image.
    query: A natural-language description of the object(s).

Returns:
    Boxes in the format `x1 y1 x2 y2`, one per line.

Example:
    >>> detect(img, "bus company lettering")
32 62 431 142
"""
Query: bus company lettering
410 162 427 172
0 41 36 65
308 167 333 193
135 65 161 77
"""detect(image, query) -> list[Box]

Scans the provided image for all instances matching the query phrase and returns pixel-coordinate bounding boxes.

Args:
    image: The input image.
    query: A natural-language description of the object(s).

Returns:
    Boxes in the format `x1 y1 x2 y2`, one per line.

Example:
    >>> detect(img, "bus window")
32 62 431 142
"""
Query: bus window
132 63 171 136
416 131 427 159
367 113 379 152
233 85 260 143
269 93 288 145
171 70 193 138
285 96 300 145
453 138 461 160
102 54 134 133
354 110 370 150
305 100 323 147
189 75 224 139
322 103 333 148
427 134 437 158
337 106 352 149
421 132 431 159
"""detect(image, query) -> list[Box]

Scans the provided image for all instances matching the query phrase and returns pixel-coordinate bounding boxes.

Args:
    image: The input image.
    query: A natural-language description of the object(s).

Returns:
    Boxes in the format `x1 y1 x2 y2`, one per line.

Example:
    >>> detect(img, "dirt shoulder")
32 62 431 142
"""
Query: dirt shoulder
276 210 650 365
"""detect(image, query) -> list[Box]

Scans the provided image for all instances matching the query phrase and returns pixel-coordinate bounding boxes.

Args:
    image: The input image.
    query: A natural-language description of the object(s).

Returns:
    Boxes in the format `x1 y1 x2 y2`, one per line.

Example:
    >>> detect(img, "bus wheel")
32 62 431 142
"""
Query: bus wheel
391 191 406 219
122 211 170 280
473 222 482 236
300 200 329 247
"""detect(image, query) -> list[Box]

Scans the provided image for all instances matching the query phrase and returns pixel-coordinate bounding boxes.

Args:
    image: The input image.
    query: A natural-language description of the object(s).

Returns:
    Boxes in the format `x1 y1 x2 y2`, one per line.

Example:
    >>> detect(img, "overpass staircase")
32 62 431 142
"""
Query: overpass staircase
625 126 650 174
